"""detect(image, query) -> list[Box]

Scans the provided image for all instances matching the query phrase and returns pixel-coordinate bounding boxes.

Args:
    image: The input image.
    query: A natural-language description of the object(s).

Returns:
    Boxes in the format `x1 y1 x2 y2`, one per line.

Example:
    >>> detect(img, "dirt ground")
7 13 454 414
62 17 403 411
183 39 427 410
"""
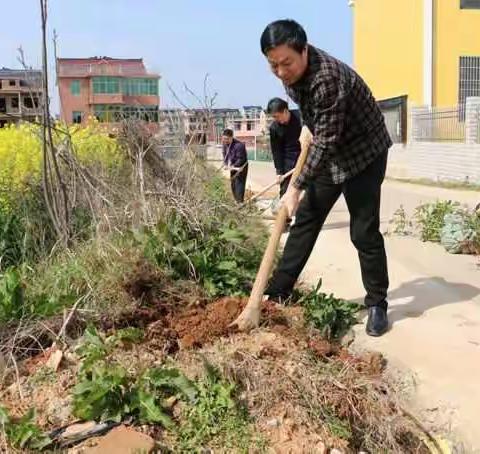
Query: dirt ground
1 284 435 453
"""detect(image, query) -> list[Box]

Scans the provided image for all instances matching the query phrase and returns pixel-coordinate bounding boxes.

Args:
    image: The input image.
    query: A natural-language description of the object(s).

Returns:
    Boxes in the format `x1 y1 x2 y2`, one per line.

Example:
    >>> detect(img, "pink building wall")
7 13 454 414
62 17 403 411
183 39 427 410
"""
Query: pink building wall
57 57 160 125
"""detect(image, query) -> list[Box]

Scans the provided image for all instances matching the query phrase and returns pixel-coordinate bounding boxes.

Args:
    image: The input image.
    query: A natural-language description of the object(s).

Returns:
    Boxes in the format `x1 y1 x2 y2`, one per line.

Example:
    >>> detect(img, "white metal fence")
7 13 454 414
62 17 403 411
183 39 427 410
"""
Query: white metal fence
411 105 466 142
410 97 480 144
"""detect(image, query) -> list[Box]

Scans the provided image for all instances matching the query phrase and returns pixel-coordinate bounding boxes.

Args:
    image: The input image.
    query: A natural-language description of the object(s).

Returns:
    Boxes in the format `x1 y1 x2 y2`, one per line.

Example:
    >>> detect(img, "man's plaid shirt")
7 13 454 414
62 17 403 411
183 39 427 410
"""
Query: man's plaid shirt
286 45 392 189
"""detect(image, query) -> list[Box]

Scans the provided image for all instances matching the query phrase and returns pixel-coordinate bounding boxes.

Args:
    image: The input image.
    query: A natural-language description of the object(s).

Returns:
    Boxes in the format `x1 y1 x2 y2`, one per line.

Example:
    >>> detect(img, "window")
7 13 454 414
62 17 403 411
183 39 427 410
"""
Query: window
70 80 81 96
461 0 480 8
234 122 241 131
93 77 158 96
24 97 39 108
9 80 16 87
11 97 19 109
92 77 121 94
72 111 83 124
122 78 158 96
458 56 480 106
94 104 159 123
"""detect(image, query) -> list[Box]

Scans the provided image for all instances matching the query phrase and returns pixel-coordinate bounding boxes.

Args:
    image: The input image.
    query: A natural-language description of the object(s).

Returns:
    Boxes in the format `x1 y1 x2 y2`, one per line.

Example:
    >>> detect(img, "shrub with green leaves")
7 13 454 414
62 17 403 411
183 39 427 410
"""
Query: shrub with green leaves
72 364 197 426
143 213 266 297
0 266 78 323
177 362 260 452
414 200 459 242
299 280 362 341
0 188 57 269
72 326 196 426
0 267 23 322
75 326 144 371
0 405 51 450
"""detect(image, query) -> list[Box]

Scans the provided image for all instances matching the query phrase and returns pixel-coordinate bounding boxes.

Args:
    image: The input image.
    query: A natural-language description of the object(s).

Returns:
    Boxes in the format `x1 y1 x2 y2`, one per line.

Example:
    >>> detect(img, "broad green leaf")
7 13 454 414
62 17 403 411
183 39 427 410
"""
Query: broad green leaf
138 390 173 428
145 368 198 402
217 261 236 271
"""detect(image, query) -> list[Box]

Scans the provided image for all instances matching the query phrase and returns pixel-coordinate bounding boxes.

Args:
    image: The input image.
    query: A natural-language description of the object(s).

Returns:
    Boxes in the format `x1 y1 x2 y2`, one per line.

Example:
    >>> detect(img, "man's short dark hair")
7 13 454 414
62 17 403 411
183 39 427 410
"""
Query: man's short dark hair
222 128 234 137
267 97 289 114
260 19 307 55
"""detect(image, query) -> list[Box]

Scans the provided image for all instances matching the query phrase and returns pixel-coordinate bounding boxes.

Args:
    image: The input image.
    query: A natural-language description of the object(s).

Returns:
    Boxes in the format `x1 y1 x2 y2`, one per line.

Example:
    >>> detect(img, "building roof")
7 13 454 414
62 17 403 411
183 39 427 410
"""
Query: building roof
57 57 143 62
56 57 160 78
0 67 42 80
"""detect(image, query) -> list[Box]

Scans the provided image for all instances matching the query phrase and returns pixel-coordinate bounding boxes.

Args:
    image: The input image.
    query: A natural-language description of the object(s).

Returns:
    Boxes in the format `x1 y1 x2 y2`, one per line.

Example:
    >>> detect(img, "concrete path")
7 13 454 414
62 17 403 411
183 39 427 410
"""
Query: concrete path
246 161 480 451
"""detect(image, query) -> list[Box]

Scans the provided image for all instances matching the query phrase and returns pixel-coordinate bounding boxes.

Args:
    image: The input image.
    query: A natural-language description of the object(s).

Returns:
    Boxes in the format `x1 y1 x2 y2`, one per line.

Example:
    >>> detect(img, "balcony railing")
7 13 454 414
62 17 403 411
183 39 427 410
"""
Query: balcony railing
58 64 156 78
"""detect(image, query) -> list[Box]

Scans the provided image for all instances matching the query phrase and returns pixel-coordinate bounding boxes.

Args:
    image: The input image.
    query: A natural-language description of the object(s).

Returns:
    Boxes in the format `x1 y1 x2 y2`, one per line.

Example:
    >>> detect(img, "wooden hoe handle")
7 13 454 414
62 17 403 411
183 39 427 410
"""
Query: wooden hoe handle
230 126 313 331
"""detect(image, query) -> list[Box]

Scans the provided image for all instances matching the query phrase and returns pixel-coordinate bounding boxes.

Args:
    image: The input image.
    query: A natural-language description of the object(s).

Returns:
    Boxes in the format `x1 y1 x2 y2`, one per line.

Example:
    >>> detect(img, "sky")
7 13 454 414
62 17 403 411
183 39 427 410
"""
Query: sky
0 0 353 114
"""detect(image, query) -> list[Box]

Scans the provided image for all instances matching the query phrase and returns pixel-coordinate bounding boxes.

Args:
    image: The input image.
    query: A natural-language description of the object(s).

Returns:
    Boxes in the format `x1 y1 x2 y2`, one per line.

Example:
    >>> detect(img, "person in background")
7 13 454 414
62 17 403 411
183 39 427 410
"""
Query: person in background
222 128 249 203
267 97 302 228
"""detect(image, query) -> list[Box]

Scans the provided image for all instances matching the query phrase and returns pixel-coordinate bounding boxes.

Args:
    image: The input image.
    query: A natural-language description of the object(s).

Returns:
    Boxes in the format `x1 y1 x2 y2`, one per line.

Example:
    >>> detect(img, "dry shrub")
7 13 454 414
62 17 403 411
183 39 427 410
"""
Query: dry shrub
177 323 430 453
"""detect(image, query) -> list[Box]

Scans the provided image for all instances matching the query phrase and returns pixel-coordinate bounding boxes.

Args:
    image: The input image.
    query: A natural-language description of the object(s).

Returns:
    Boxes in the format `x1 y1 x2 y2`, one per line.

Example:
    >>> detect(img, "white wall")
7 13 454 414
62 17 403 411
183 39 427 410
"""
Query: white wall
387 143 480 185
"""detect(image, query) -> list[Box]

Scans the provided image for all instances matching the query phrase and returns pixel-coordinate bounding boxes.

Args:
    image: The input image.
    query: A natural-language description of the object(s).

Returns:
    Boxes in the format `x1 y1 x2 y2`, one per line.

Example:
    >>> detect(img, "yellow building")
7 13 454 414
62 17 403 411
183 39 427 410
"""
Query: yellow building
351 0 480 107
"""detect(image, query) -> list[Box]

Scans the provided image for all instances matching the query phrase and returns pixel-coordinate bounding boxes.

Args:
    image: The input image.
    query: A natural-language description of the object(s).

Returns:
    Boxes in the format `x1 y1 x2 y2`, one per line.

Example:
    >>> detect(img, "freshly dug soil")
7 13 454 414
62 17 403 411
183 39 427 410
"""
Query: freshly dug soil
169 297 244 348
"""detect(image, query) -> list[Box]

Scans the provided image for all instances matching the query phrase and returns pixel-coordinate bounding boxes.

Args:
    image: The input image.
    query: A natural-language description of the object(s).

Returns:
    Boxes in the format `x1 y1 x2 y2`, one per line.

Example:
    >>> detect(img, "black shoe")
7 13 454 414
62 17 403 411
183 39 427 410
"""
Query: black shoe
366 306 389 337
265 272 296 303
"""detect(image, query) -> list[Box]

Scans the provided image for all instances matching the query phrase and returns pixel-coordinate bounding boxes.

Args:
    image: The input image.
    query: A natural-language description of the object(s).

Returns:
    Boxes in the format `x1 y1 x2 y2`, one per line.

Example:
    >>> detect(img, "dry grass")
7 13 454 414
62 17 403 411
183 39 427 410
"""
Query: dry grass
0 302 438 453
176 308 431 453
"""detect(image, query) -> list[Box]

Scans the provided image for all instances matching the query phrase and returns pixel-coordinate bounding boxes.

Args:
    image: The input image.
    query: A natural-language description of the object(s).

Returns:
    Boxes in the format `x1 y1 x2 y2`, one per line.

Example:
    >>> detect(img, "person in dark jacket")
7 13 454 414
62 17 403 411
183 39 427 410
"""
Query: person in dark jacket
267 97 302 198
261 20 392 337
222 129 248 203
267 97 302 230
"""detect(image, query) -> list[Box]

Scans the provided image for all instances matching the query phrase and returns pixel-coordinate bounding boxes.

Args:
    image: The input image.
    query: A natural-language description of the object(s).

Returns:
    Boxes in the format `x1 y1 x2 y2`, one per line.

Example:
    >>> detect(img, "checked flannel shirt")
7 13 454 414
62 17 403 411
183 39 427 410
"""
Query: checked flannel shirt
286 45 392 189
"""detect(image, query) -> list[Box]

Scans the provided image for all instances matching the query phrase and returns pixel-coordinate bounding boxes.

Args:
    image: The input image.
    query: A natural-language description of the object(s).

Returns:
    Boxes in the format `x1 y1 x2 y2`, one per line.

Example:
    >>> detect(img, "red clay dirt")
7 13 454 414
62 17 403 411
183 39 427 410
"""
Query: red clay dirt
169 297 245 348
102 284 290 351
165 298 287 349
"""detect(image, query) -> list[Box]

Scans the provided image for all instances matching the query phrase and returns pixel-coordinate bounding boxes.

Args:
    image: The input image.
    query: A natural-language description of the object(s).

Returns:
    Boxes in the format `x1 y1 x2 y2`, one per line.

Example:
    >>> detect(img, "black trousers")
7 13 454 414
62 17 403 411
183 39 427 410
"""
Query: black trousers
230 164 248 203
267 152 389 309
280 175 291 198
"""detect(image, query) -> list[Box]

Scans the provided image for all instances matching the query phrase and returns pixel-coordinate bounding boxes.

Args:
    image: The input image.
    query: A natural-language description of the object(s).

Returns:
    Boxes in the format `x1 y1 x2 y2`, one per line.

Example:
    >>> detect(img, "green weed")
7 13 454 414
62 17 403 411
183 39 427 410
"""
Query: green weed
72 326 195 426
72 364 197 426
0 267 24 321
75 325 144 371
0 265 78 323
414 200 459 242
324 409 352 440
389 205 412 236
143 214 266 297
299 280 362 341
0 405 51 450
177 362 263 453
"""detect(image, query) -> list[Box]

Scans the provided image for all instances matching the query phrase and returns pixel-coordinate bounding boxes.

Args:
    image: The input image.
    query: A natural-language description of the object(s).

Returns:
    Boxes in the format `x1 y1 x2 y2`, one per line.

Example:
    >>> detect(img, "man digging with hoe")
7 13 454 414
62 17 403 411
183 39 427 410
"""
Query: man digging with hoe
232 19 392 337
